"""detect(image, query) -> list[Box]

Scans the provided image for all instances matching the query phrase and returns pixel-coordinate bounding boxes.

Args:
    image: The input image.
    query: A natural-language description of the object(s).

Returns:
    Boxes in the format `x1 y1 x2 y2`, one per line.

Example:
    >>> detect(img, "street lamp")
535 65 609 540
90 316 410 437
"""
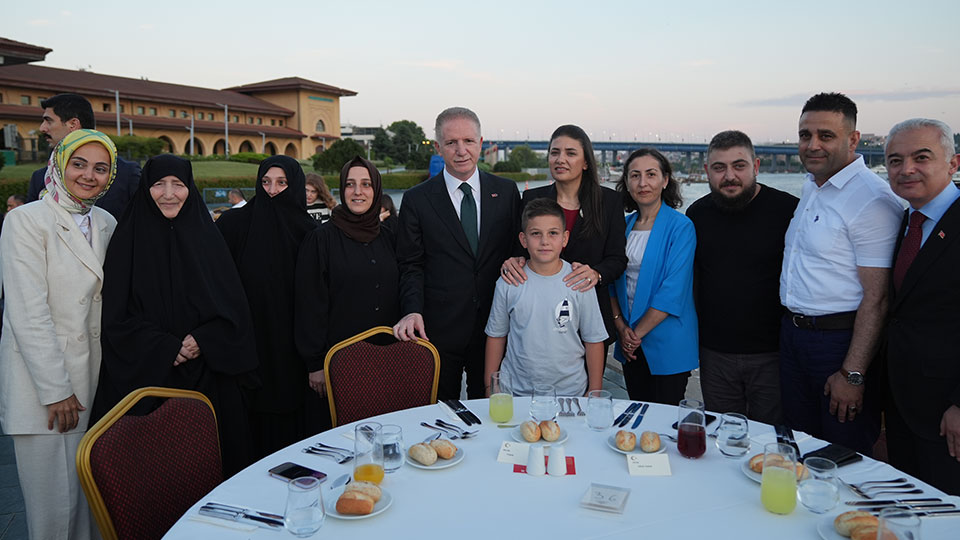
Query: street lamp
106 89 121 136
120 117 133 135
215 103 229 159
257 131 265 153
185 115 195 155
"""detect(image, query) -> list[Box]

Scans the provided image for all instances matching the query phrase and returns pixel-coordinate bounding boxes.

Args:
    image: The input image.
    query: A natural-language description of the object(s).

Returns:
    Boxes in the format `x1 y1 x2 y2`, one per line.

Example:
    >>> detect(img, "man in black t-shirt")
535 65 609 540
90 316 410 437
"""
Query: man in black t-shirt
686 130 798 425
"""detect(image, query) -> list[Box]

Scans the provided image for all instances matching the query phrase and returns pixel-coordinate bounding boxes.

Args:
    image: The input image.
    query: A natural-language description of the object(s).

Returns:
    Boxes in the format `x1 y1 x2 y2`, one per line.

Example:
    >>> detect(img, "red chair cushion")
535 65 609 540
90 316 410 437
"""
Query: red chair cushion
89 396 222 539
328 340 436 425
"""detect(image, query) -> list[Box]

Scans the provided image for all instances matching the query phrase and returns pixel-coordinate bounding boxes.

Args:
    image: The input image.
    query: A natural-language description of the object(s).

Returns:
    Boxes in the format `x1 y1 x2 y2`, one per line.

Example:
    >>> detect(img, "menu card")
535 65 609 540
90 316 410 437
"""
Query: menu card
496 441 529 465
626 453 672 476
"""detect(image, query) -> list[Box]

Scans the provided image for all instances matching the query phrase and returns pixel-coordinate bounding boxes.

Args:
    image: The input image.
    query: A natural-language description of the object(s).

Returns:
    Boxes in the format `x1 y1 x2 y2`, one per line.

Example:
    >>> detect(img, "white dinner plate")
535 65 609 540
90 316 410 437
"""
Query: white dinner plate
606 433 666 455
326 486 393 520
740 455 762 483
816 514 845 540
405 446 464 470
511 424 569 445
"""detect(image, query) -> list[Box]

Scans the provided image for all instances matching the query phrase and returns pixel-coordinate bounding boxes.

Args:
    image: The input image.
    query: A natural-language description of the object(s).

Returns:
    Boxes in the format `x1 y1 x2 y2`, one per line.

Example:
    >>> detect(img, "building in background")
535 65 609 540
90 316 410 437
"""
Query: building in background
0 37 355 163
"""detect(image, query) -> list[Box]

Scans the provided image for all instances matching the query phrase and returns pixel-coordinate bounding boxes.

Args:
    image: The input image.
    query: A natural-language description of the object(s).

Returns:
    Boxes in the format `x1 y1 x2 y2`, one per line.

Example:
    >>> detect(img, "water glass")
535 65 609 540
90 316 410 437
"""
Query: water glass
530 383 559 422
760 442 797 515
381 424 403 473
586 390 613 430
878 507 922 539
284 476 324 537
714 412 750 457
677 399 706 459
797 457 839 513
488 371 514 423
353 422 384 484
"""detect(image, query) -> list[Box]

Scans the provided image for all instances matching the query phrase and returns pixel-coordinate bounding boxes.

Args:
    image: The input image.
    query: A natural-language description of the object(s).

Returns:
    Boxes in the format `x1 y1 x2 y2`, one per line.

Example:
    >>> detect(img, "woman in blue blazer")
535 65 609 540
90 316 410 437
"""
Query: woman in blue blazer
610 148 698 405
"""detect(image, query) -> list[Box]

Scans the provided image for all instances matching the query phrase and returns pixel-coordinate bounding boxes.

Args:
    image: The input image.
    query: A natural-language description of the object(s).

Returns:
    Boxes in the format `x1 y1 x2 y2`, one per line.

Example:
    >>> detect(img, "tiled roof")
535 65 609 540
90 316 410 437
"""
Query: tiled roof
0 64 295 115
0 38 51 64
226 77 357 97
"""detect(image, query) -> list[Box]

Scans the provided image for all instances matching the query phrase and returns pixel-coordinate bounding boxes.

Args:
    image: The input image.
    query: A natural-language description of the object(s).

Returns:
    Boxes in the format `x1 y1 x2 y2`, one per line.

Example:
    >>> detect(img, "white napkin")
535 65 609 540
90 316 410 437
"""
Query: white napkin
437 401 468 425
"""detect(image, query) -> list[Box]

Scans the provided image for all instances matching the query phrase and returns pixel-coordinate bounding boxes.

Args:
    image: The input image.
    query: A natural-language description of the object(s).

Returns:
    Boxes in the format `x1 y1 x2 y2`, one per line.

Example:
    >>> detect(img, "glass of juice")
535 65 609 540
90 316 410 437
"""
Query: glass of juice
489 371 513 423
677 399 706 459
760 442 797 515
353 422 384 484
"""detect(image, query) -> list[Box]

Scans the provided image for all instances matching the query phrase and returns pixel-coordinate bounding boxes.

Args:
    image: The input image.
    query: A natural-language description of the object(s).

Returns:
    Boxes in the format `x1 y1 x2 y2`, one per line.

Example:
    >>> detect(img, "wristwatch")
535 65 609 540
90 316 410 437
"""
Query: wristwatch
840 367 864 386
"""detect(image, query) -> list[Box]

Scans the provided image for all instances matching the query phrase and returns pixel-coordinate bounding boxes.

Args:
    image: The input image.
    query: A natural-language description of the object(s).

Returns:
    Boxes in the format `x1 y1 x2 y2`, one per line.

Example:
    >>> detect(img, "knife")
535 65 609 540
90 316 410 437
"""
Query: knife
847 498 941 506
618 402 641 428
631 403 649 430
453 399 482 425
857 503 956 511
774 424 802 461
871 508 960 517
613 402 638 427
199 505 284 529
441 400 474 425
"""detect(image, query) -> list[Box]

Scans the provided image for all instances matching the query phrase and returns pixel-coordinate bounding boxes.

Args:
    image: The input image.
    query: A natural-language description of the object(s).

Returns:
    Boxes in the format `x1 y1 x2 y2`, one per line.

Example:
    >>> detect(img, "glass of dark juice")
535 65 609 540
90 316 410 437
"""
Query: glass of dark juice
677 399 706 459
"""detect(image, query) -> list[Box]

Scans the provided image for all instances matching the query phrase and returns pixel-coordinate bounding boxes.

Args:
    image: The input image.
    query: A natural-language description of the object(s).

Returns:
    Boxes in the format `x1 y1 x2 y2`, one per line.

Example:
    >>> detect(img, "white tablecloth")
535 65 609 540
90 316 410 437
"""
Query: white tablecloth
164 399 958 539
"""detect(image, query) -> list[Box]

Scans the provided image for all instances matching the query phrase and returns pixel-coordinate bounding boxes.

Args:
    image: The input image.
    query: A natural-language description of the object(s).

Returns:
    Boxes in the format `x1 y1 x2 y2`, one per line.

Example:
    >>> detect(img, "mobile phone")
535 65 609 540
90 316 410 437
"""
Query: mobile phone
268 462 327 482
671 413 718 430
802 443 863 467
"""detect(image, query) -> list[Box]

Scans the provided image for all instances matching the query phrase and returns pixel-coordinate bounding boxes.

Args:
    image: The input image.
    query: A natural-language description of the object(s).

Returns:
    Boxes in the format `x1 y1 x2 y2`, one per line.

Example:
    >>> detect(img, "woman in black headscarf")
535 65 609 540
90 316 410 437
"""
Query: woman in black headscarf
91 154 258 477
216 155 320 458
295 156 400 397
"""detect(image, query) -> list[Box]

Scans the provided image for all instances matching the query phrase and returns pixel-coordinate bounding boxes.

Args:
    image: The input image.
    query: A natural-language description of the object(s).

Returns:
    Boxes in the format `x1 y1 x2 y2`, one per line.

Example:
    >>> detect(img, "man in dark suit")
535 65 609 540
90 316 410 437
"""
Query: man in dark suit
885 118 960 495
26 94 139 220
394 107 521 400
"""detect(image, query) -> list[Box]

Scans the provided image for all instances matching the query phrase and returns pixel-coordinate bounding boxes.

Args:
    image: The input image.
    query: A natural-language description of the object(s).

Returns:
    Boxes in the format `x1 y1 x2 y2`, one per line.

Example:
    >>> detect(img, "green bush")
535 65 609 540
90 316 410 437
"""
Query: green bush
230 152 269 164
0 180 29 205
312 139 368 173
179 154 227 162
493 161 521 173
0 152 4 173
109 135 165 161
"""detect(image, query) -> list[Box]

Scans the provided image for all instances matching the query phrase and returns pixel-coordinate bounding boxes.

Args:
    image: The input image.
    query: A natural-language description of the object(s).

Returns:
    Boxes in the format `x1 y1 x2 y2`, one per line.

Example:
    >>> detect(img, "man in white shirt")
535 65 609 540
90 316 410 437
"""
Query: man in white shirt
227 189 247 208
779 92 903 455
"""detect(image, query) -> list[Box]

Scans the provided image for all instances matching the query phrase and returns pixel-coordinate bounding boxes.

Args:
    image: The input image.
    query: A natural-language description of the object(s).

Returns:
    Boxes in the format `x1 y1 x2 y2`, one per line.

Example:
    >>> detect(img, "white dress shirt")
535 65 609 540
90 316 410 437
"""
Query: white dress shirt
908 181 960 246
72 212 93 246
443 167 482 235
780 156 904 315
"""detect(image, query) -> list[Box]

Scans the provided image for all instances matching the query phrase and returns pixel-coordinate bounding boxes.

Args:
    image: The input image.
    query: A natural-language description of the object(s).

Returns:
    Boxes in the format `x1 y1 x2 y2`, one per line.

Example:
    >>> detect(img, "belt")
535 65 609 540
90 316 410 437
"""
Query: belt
787 310 857 331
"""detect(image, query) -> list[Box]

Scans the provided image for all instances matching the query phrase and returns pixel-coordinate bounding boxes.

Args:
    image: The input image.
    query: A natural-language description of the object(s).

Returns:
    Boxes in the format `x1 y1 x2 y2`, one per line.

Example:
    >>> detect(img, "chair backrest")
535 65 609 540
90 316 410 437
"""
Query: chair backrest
325 326 440 427
77 387 222 540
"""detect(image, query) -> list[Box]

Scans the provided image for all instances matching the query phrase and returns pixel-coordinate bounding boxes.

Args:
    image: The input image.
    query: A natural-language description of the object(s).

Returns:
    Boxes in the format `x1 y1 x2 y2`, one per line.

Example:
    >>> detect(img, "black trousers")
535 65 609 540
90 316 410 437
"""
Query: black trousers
436 322 487 401
622 348 690 406
886 396 960 496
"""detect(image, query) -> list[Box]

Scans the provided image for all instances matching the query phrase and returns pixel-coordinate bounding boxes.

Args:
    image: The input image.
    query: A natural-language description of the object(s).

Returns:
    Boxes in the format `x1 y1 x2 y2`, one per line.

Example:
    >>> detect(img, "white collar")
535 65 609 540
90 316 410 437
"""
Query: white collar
443 167 481 196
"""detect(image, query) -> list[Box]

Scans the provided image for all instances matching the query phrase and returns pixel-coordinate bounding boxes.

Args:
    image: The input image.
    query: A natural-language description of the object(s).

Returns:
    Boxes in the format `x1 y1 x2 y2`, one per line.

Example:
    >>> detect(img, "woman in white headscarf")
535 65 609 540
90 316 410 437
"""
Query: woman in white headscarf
0 129 118 540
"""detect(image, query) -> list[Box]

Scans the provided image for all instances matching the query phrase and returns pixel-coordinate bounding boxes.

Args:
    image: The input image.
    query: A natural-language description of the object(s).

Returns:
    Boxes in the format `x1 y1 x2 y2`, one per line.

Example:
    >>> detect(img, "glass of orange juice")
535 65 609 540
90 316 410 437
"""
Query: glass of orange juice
353 422 384 484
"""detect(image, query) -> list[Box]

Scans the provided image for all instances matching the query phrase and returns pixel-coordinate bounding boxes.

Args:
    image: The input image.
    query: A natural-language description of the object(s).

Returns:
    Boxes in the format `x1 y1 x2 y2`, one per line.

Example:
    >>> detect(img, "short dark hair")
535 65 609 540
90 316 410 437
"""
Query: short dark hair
801 92 857 128
40 93 95 129
521 197 565 232
10 194 27 204
380 193 396 217
707 130 755 160
618 148 682 211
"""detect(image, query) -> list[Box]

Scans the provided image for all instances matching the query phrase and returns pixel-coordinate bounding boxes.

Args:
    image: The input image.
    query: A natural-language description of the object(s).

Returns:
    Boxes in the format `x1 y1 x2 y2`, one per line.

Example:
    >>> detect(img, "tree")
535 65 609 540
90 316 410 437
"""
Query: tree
507 144 546 168
370 120 435 169
312 138 367 173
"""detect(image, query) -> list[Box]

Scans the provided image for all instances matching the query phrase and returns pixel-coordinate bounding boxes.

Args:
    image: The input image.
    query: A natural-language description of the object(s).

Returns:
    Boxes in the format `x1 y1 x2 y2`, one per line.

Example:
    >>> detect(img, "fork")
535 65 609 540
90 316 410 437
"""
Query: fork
571 398 586 416
309 442 353 456
303 447 353 464
421 422 462 439
558 398 573 417
434 419 479 438
849 478 909 490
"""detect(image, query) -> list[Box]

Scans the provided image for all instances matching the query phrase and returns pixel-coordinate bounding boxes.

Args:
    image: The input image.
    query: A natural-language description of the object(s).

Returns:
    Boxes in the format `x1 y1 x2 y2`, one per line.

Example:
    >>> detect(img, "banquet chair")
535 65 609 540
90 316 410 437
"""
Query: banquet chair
325 325 440 427
76 387 222 540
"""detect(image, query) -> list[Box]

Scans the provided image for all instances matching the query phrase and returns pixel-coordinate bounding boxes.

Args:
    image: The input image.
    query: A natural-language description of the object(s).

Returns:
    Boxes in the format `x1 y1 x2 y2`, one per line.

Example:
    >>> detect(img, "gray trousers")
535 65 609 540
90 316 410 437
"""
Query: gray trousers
698 347 783 425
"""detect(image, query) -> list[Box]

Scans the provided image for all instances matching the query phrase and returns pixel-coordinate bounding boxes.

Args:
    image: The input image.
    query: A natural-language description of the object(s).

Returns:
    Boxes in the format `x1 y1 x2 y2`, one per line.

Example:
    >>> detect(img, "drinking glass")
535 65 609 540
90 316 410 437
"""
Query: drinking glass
677 399 706 459
714 412 750 457
488 371 514 423
586 390 613 430
353 422 384 484
530 383 559 422
878 507 922 539
284 476 324 537
760 442 797 515
797 457 839 513
381 424 403 473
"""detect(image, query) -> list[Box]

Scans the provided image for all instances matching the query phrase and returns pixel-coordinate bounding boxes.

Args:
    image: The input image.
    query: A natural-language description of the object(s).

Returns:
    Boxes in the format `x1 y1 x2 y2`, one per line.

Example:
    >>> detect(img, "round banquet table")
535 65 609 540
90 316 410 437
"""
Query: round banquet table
164 399 958 539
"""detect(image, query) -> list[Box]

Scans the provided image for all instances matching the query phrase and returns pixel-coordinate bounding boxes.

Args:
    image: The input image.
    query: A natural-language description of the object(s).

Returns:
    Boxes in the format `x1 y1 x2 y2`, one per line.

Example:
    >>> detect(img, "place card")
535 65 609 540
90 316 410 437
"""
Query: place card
497 441 529 465
580 483 630 514
626 453 672 476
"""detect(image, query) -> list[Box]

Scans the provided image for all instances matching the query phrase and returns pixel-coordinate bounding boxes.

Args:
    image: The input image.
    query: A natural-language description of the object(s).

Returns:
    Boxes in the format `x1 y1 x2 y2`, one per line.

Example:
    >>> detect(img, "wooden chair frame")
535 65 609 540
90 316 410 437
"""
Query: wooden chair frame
76 386 219 540
324 325 440 427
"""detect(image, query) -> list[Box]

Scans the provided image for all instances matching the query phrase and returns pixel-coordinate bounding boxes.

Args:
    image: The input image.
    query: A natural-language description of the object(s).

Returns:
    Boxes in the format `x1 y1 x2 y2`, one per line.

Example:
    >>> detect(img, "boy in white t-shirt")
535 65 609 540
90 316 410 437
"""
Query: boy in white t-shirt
484 198 608 397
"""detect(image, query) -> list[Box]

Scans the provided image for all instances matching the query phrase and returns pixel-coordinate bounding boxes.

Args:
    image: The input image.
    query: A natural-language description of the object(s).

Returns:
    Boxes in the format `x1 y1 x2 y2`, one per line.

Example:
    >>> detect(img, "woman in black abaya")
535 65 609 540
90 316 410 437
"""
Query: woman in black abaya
91 154 258 477
216 155 321 458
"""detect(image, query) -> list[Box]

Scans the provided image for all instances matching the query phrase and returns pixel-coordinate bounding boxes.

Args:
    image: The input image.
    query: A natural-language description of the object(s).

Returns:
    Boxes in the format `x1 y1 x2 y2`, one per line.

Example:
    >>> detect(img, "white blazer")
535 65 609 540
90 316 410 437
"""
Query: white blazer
0 195 117 434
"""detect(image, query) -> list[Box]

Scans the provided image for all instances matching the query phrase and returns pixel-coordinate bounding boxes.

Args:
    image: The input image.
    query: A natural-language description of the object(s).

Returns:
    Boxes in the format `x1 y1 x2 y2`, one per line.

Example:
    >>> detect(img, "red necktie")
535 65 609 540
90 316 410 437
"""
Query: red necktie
893 211 926 290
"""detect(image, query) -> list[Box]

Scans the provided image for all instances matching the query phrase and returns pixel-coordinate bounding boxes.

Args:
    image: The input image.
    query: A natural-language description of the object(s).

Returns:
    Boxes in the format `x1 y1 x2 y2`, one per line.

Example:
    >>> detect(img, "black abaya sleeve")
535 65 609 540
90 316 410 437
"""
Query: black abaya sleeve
294 227 331 373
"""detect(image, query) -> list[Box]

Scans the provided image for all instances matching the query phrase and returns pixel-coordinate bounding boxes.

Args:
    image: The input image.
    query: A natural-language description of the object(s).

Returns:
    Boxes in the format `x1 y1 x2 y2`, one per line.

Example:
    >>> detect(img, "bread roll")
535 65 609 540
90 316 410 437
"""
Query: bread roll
344 480 382 502
540 420 561 442
748 453 764 473
430 439 458 459
521 420 541 442
336 491 374 515
795 463 808 481
834 511 878 537
639 431 661 452
408 443 438 466
850 525 895 540
615 430 636 452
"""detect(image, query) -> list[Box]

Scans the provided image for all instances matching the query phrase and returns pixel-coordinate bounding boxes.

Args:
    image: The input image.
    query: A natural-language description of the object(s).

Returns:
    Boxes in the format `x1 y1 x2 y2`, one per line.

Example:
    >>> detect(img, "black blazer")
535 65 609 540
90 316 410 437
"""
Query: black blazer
886 197 960 440
397 171 521 352
521 185 627 341
28 156 141 220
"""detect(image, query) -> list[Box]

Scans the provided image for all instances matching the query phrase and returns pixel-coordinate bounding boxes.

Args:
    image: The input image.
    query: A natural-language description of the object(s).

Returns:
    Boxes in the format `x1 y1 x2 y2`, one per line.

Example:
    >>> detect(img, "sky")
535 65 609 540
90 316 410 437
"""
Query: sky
3 0 959 144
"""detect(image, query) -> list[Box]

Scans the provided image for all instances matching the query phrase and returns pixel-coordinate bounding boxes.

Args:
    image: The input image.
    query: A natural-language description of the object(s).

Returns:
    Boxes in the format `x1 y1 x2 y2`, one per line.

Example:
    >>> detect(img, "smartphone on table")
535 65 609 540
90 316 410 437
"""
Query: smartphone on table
268 462 327 482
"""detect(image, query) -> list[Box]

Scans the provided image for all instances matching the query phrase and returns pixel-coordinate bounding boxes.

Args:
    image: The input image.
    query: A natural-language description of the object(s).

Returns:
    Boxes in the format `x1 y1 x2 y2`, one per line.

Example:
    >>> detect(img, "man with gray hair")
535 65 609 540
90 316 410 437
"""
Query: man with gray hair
394 107 520 400
884 118 960 494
